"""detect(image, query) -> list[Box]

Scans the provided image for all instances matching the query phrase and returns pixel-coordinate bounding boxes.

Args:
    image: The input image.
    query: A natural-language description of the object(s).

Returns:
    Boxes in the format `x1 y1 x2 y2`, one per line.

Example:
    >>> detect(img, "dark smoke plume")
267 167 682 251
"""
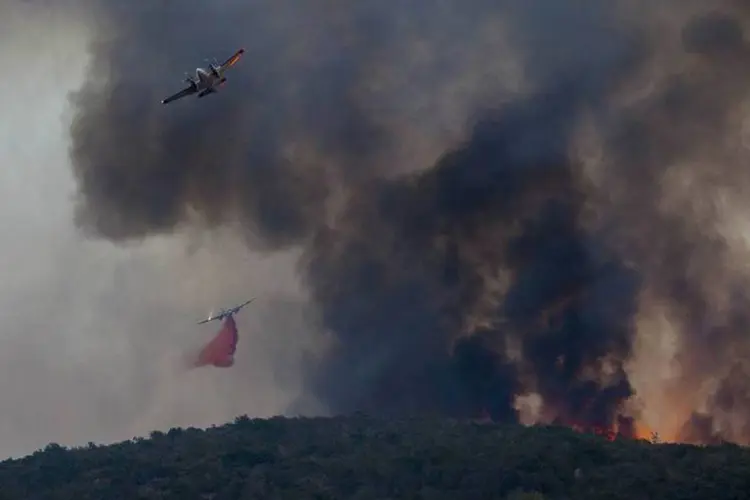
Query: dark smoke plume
68 0 750 443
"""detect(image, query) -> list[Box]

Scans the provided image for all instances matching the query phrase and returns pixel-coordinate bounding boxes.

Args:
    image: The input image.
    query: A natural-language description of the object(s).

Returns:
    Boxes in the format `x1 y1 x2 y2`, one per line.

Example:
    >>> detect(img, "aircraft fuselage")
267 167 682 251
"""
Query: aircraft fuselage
194 67 223 89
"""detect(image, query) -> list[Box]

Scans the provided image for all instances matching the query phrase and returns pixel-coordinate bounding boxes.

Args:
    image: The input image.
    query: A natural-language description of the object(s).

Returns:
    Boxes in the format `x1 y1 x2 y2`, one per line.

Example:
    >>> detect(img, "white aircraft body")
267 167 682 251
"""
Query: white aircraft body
198 298 255 324
162 48 245 104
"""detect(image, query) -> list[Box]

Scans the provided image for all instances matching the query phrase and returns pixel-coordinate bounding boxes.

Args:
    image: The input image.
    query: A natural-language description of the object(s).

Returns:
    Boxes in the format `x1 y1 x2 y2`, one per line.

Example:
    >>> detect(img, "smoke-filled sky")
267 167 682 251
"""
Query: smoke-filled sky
4 0 750 457
0 1 320 459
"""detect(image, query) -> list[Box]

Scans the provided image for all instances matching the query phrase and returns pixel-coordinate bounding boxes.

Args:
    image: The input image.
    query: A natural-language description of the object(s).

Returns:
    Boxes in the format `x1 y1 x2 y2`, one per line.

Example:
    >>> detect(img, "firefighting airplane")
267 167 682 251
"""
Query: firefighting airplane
161 48 245 105
197 298 255 325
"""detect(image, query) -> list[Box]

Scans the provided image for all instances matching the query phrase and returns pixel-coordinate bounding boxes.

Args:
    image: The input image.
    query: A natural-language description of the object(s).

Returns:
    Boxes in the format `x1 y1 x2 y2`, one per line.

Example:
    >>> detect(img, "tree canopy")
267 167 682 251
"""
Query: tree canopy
0 414 748 499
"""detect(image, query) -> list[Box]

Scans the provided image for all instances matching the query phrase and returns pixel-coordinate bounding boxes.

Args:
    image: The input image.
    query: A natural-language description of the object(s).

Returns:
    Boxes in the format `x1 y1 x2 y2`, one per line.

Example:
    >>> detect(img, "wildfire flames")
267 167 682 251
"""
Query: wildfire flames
562 417 648 443
474 408 658 444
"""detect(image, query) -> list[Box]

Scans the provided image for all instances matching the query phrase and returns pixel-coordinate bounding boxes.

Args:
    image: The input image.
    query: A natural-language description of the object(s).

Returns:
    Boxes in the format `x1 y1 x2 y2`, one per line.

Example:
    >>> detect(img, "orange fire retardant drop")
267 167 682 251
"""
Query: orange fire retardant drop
194 315 238 368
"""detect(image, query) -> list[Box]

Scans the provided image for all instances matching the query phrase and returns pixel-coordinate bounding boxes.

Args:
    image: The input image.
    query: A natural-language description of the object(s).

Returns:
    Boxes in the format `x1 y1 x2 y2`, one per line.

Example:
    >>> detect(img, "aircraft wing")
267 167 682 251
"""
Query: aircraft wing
219 48 245 71
198 87 218 98
161 85 198 105
198 312 221 325
237 298 255 309
229 298 255 313
197 298 254 324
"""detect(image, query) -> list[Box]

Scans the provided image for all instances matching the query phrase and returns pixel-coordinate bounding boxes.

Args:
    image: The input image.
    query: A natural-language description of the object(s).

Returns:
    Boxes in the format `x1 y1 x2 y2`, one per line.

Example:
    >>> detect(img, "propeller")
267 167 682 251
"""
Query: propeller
205 58 221 77
184 72 196 86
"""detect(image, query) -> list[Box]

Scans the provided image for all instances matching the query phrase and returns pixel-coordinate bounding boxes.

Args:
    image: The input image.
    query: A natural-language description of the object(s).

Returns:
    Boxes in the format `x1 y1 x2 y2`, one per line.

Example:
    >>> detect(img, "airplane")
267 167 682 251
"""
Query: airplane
197 298 255 324
161 48 245 105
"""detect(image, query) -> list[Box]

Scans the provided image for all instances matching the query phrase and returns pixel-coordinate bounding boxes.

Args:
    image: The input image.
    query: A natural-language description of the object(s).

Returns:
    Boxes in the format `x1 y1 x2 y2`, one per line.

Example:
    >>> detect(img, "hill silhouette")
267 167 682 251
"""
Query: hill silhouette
1 415 748 500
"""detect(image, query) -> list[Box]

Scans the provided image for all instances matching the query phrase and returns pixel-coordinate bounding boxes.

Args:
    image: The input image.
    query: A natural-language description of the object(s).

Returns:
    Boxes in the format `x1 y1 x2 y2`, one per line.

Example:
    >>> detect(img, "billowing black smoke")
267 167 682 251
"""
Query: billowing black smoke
300 83 642 430
64 0 750 442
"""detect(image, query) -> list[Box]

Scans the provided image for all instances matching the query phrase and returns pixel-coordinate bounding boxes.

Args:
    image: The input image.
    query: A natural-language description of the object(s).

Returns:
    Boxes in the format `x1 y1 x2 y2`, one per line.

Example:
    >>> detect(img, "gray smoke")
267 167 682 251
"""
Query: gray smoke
60 0 750 444
0 1 314 459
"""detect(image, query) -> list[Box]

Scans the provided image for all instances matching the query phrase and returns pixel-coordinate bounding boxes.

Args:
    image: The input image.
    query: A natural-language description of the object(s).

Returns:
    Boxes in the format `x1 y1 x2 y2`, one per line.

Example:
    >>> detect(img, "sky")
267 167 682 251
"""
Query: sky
4 0 750 458
0 2 319 459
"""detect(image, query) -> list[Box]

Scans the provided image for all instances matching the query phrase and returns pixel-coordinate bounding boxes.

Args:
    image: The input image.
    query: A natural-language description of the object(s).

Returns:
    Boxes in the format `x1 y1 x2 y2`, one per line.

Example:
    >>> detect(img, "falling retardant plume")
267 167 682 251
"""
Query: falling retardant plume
0 0 317 459
193 316 239 369
67 0 750 444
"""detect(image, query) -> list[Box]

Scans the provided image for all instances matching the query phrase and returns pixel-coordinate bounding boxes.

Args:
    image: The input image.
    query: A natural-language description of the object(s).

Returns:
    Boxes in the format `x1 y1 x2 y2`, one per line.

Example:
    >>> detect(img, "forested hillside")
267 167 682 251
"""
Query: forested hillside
1 415 748 500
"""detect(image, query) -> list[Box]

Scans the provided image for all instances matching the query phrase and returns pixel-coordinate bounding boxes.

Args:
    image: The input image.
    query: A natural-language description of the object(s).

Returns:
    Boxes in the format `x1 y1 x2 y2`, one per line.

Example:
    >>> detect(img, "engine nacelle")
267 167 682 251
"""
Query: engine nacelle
184 73 197 88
